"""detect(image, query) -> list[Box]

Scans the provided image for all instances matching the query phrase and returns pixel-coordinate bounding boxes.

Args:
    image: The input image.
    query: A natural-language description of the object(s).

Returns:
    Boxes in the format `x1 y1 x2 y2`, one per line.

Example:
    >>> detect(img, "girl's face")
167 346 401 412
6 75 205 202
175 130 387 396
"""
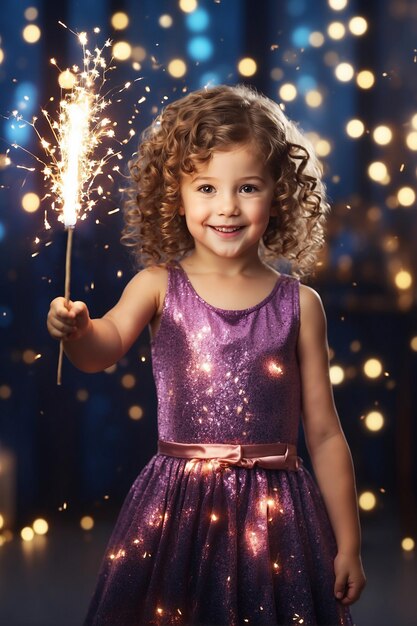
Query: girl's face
179 144 276 262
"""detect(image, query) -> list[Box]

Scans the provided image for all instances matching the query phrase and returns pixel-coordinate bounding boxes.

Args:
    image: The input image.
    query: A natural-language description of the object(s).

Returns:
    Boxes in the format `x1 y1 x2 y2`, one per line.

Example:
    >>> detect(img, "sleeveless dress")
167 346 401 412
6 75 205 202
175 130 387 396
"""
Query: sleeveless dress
84 264 353 626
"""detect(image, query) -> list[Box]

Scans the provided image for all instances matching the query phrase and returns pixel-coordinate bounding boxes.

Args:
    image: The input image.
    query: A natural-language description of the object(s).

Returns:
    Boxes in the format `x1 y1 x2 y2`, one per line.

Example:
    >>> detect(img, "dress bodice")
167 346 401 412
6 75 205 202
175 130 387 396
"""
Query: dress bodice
151 264 301 445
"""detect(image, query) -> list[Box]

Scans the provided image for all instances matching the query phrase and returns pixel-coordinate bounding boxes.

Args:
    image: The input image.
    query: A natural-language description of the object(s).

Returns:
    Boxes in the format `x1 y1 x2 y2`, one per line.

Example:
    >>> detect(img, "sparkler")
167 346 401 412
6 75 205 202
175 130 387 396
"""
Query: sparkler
7 24 136 385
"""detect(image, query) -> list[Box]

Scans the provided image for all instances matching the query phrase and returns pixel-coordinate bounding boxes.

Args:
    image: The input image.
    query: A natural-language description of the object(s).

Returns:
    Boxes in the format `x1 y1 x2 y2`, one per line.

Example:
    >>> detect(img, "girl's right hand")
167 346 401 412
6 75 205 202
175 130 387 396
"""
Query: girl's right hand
47 297 91 342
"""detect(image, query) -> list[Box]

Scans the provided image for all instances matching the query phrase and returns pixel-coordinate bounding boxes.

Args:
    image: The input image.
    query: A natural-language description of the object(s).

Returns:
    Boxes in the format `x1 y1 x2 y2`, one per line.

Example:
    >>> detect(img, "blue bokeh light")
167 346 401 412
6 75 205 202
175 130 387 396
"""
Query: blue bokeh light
291 26 311 48
199 71 221 87
15 82 38 115
0 222 5 242
187 36 214 61
297 75 317 93
0 306 13 328
5 119 31 145
185 7 210 32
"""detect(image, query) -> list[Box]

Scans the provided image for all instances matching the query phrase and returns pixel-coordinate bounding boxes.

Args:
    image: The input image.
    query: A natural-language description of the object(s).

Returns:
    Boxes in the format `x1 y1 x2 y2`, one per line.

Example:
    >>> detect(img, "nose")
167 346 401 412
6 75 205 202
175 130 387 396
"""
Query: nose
218 192 240 216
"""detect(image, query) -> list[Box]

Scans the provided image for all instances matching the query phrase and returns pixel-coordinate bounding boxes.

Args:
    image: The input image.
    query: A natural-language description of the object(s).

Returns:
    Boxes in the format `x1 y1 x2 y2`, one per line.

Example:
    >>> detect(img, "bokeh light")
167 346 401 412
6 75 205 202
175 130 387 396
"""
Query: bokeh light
111 12 129 30
359 491 377 511
364 411 385 432
58 70 77 90
22 24 41 44
121 374 136 389
373 125 392 145
80 516 94 530
305 90 323 107
279 83 297 101
349 16 368 36
167 59 187 77
368 161 389 183
21 193 40 213
328 0 348 10
356 70 375 89
21 527 35 541
159 14 173 28
33 518 48 535
397 187 415 207
363 358 383 379
329 365 345 384
237 58 257 77
129 405 144 420
179 0 198 13
335 62 354 82
406 131 417 150
24 7 39 21
309 31 325 47
346 119 365 138
402 537 415 552
112 42 132 61
394 270 412 290
327 22 346 40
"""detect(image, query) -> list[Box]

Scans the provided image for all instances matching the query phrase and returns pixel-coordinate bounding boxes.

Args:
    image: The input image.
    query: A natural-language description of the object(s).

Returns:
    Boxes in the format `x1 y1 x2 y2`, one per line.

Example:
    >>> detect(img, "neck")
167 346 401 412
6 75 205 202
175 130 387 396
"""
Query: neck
183 245 267 277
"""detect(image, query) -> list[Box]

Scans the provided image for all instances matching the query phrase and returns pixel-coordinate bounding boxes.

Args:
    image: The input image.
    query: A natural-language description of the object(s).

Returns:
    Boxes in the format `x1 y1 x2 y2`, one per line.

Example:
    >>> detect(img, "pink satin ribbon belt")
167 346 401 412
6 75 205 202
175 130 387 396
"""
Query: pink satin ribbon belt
157 440 301 471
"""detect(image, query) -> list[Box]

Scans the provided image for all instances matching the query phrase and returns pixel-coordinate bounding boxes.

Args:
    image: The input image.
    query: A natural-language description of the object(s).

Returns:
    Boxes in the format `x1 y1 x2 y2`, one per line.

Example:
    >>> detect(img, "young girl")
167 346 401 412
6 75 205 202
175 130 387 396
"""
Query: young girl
47 85 366 625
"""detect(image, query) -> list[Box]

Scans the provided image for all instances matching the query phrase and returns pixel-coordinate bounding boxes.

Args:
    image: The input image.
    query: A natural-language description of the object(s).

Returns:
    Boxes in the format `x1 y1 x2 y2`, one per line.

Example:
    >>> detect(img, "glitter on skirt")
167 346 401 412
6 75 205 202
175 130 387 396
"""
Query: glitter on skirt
84 264 353 626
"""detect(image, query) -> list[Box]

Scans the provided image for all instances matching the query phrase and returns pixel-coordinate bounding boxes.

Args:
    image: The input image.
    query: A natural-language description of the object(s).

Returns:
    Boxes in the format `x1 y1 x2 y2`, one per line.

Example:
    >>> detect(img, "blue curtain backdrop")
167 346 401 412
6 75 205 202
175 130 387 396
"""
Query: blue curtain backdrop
0 0 416 545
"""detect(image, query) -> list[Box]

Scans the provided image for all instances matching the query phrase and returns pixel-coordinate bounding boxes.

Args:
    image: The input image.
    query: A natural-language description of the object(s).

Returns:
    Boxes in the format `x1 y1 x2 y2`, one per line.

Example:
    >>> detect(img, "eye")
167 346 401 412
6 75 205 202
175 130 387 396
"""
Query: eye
198 184 215 194
240 184 259 194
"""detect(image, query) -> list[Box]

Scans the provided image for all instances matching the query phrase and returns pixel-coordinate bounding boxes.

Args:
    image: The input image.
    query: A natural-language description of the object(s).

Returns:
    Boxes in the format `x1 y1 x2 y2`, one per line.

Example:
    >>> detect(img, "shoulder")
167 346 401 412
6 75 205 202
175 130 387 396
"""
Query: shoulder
298 283 327 337
123 264 168 307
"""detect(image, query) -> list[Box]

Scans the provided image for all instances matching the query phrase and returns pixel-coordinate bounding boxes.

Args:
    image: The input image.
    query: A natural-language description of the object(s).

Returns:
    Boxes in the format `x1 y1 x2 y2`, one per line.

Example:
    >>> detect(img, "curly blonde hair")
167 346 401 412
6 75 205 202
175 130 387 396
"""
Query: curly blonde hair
123 84 329 276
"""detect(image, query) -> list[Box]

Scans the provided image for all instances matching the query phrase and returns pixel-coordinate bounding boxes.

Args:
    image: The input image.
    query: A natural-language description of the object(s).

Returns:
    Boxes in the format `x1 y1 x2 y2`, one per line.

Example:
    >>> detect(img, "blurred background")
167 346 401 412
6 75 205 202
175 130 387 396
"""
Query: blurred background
0 0 416 624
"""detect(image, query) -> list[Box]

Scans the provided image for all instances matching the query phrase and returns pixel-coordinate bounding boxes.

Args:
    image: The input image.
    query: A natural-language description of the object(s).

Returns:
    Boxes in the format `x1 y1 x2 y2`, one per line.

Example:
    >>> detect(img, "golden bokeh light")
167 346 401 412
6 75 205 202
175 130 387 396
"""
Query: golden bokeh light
305 90 323 108
132 46 147 62
402 537 415 552
309 31 325 47
356 70 375 89
350 340 361 352
346 119 365 138
397 186 416 207
0 385 12 400
335 62 354 82
179 0 198 12
159 14 173 28
0 49 4 65
410 336 417 352
121 374 136 389
22 349 38 364
238 57 257 77
406 131 417 150
349 16 368 36
316 139 332 157
58 70 77 90
22 192 40 213
363 358 383 379
368 161 389 183
394 270 412 290
0 514 3 529
21 527 35 541
167 59 187 78
328 0 348 9
129 405 144 420
328 22 346 40
329 365 345 385
80 516 94 531
373 125 392 145
111 12 129 30
364 411 384 432
112 41 132 61
279 83 297 102
358 491 376 511
411 113 417 129
24 7 38 20
270 68 284 81
76 389 89 402
22 24 41 44
33 518 48 535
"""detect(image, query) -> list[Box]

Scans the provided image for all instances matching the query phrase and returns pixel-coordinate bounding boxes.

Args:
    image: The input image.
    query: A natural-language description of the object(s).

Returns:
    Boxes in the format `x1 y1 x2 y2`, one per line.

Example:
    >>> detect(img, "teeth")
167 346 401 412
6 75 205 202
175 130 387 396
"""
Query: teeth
213 226 241 232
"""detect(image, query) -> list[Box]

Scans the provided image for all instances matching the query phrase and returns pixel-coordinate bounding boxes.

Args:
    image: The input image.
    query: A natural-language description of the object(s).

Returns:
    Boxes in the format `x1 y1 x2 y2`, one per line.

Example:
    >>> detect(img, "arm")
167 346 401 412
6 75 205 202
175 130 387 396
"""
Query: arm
297 284 366 605
47 266 166 373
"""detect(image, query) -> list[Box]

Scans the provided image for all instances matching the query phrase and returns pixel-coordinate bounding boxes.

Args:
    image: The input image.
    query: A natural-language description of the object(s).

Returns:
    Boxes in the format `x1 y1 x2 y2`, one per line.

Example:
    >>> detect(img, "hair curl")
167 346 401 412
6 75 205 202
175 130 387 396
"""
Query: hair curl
123 84 330 276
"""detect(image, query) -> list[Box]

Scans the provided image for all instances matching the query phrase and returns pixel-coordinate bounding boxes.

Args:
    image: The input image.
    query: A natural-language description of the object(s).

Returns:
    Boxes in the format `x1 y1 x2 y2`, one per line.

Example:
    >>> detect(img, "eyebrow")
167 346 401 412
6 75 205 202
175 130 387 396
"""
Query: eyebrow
191 175 267 183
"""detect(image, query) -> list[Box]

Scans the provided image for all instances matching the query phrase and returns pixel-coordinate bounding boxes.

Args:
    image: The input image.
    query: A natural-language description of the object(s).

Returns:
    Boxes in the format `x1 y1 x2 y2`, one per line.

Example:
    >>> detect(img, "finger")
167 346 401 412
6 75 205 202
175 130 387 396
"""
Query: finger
334 574 348 601
340 579 364 605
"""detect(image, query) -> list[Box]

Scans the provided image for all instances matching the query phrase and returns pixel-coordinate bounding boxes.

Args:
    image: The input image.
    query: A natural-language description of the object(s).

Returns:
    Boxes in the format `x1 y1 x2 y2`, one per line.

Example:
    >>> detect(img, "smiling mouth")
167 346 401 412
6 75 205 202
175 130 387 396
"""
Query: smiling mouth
209 226 244 233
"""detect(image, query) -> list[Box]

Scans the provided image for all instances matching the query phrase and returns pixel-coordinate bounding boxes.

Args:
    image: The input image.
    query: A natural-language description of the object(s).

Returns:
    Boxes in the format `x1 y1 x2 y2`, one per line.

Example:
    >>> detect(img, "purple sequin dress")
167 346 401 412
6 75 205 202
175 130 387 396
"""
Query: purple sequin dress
85 264 353 626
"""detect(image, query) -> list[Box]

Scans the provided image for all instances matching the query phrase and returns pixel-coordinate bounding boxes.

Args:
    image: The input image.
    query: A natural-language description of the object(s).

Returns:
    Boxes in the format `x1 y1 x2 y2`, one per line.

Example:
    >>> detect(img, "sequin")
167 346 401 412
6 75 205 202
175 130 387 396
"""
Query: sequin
84 264 352 626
